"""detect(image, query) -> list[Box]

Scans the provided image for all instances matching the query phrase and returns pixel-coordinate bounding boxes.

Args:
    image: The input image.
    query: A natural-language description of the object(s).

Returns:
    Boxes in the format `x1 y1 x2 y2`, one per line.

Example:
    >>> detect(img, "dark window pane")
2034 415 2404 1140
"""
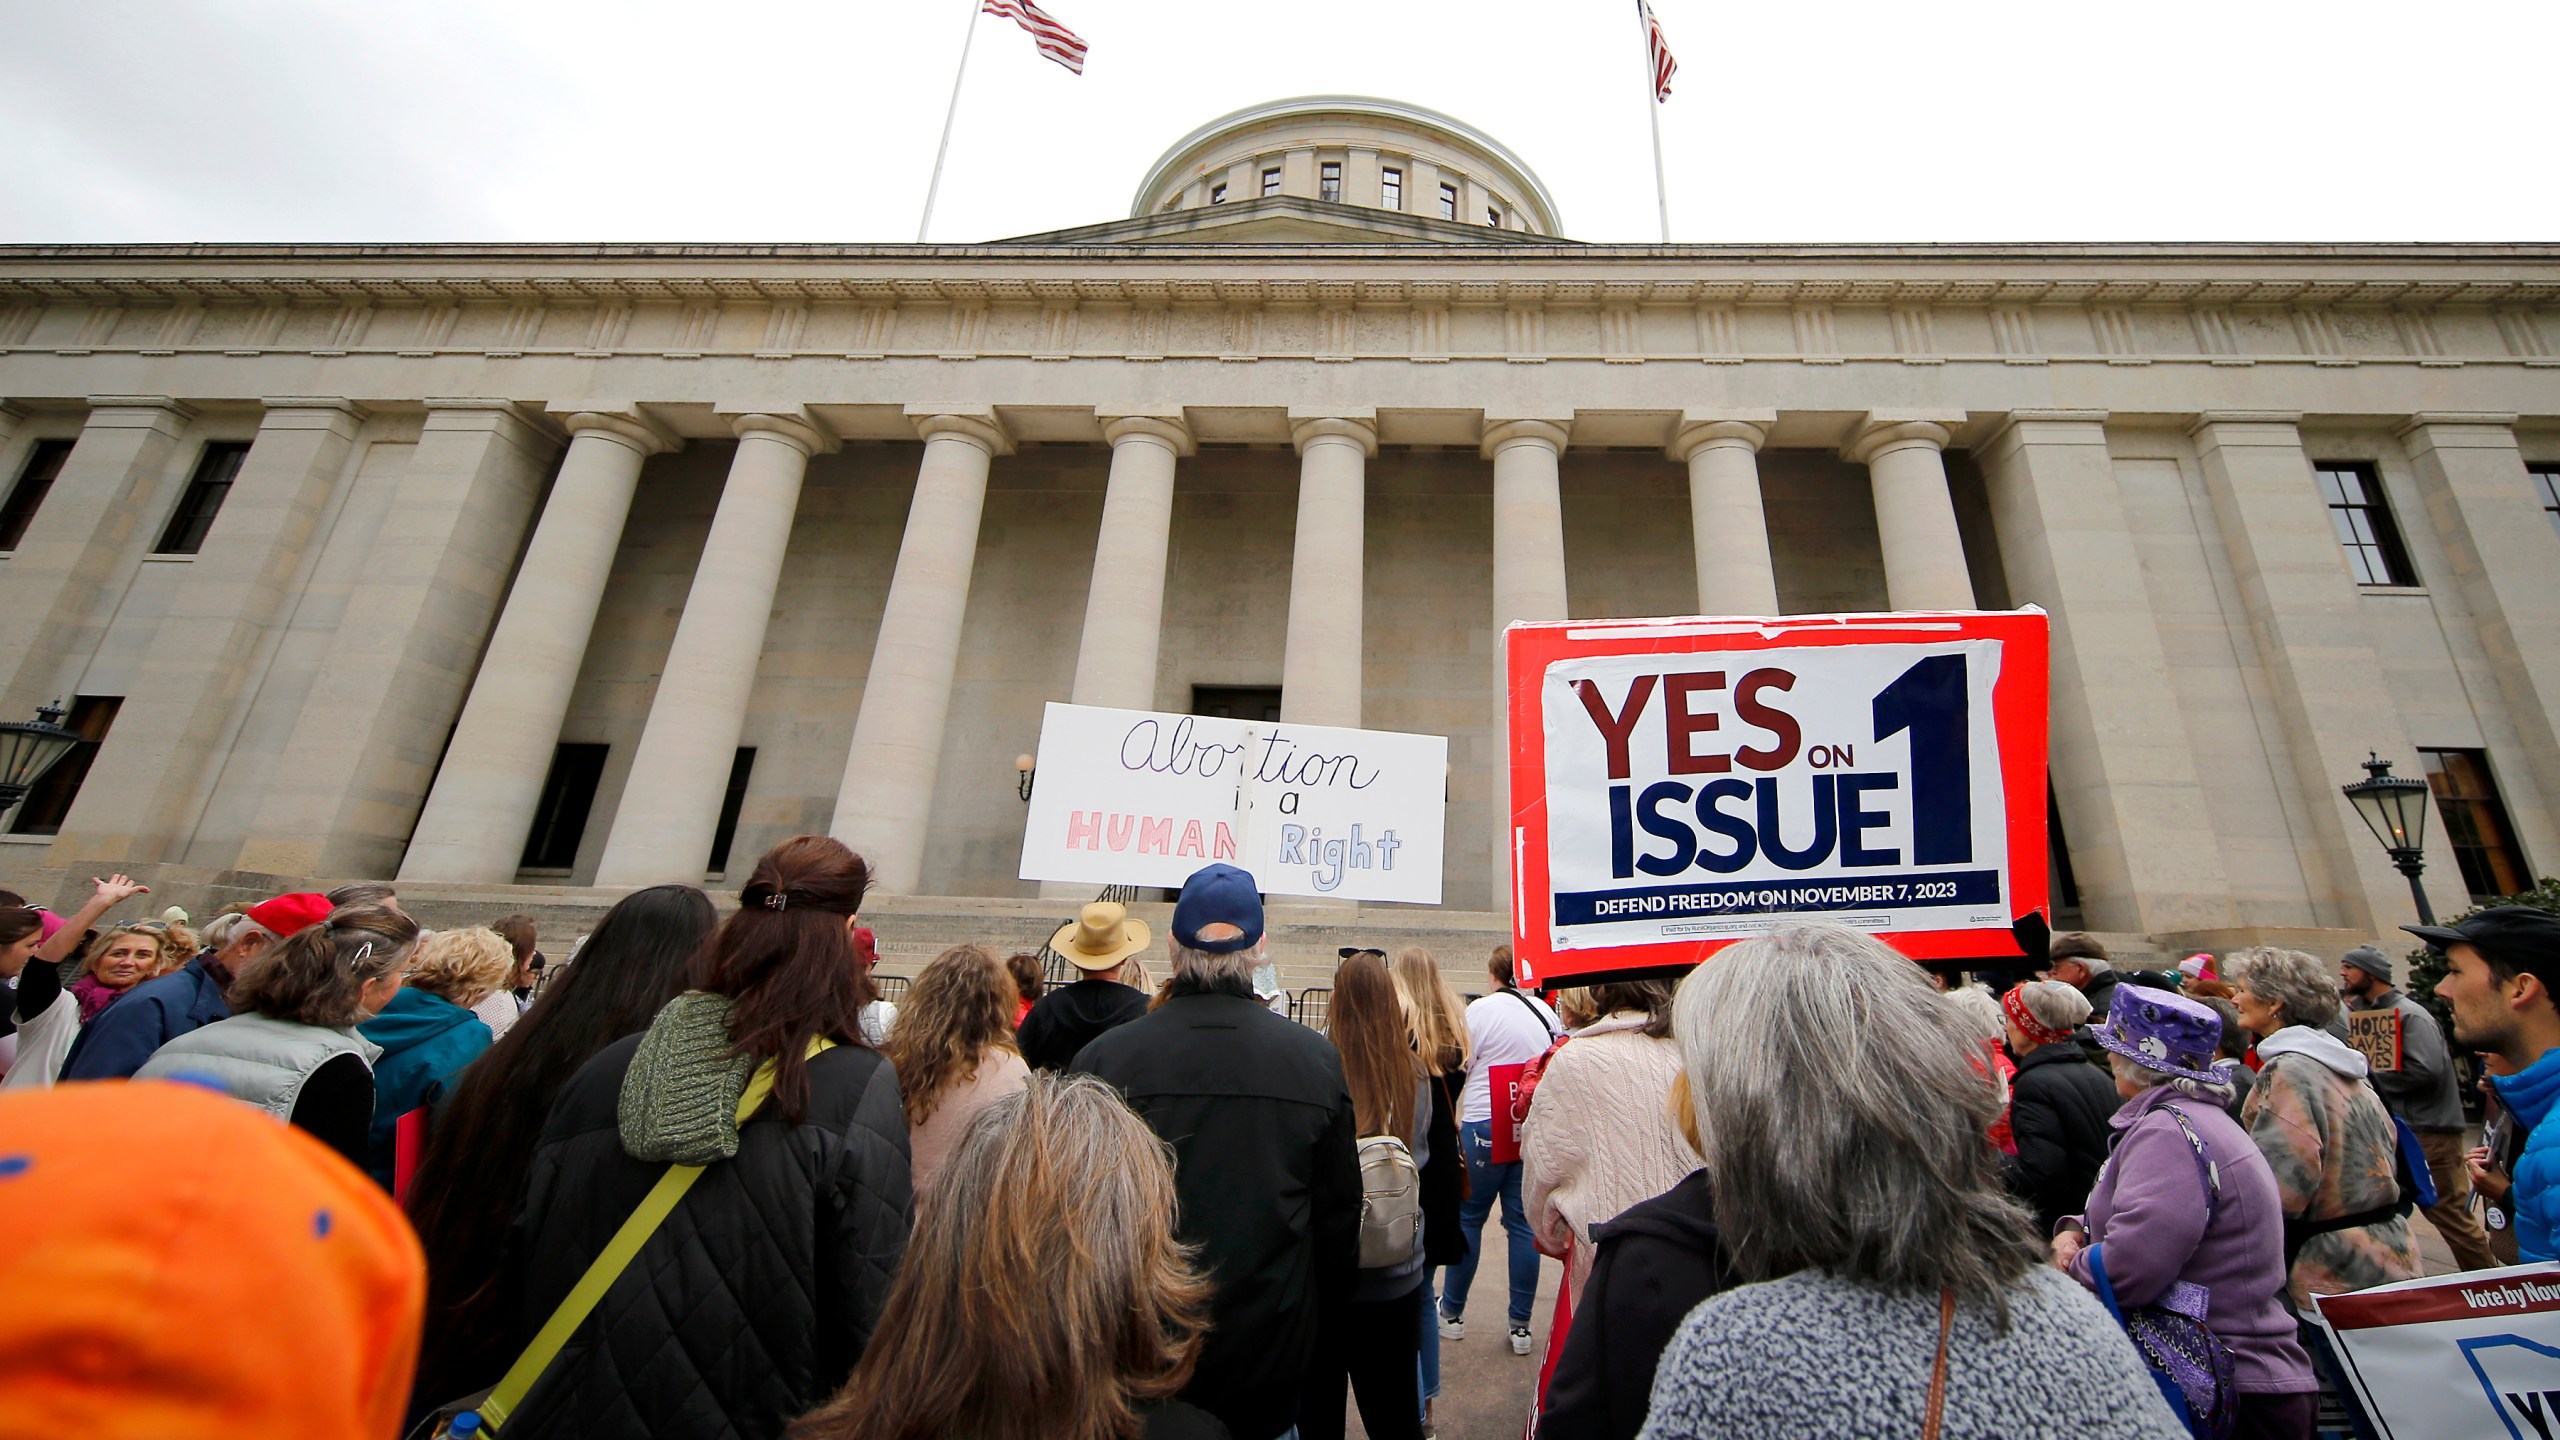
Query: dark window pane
6 695 121 835
2046 781 2082 914
1193 685 1282 723
519 742 609 870
2531 464 2560 537
2421 747 2532 900
154 442 249 555
708 747 756 875
0 440 73 551
2313 462 2416 586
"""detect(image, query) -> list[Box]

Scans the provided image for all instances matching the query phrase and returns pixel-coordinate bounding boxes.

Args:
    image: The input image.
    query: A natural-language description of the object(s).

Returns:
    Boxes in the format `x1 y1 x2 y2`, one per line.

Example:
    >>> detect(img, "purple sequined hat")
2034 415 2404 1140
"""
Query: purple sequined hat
2092 984 2223 1083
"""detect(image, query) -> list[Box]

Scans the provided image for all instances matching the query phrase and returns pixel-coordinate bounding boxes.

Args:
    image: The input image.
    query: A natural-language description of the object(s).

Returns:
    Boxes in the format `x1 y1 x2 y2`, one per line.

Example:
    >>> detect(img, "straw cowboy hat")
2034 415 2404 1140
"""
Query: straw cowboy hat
1050 901 1152 971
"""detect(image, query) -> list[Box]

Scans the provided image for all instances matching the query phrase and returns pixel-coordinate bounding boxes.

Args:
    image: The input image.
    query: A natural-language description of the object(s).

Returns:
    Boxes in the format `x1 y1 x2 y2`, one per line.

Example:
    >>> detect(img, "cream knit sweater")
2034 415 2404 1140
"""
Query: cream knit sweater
1520 1014 1702 1301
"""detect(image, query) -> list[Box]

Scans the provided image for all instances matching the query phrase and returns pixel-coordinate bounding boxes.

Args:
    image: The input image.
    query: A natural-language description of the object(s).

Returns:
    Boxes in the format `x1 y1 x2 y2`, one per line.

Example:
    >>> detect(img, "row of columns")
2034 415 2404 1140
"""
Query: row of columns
399 406 1978 896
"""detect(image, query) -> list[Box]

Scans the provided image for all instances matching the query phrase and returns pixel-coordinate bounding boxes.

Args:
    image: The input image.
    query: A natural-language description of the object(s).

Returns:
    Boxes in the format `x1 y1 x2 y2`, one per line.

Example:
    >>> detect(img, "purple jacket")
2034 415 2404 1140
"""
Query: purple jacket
2066 1086 2316 1395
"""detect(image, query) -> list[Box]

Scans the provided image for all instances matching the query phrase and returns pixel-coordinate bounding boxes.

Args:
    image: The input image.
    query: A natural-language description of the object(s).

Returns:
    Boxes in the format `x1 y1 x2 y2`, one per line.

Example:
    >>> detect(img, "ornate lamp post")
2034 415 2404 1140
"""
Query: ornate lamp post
0 701 82 821
1015 753 1037 803
2341 752 2437 925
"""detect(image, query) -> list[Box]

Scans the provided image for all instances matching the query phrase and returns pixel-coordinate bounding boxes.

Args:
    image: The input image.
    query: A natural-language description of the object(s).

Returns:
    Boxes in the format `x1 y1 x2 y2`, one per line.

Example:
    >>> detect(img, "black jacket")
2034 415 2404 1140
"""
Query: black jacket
1539 1170 1732 1440
2070 971 2123 1066
2004 1040 2120 1236
1019 976 1150 1071
1073 987 1362 1440
1420 1068 1467 1267
502 1037 912 1440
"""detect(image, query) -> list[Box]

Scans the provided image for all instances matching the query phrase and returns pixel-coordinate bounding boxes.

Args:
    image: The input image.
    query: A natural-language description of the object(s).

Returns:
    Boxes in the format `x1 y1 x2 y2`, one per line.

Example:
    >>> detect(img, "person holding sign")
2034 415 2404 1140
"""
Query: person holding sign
2418 906 2560 1264
2341 943 2496 1272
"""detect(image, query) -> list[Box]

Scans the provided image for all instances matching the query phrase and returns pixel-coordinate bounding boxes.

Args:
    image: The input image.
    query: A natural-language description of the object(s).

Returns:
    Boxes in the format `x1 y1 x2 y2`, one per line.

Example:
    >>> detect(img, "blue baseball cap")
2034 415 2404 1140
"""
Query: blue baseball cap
1172 864 1265 953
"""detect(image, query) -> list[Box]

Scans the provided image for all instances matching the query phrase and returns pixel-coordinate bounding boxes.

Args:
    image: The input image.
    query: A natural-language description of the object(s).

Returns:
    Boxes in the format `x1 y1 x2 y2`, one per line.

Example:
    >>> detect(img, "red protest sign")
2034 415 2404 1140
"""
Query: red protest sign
1504 610 2051 986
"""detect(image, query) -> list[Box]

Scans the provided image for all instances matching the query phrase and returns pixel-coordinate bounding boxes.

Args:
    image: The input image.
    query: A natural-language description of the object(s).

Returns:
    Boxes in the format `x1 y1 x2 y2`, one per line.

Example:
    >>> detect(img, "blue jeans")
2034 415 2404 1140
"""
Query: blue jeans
1442 1119 1536 1327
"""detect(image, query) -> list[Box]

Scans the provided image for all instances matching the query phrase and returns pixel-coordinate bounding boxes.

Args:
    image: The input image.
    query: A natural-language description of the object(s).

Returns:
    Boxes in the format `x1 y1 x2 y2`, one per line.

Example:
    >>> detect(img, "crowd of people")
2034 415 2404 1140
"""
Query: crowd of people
0 841 2552 1440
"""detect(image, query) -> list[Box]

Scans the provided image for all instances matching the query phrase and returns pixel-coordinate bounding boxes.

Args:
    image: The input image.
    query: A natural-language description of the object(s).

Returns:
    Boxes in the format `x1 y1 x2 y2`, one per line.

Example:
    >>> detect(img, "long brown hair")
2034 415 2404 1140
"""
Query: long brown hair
793 1073 1211 1440
1391 945 1470 1075
885 944 1018 1128
1330 953 1420 1144
228 905 416 1026
692 835 875 1123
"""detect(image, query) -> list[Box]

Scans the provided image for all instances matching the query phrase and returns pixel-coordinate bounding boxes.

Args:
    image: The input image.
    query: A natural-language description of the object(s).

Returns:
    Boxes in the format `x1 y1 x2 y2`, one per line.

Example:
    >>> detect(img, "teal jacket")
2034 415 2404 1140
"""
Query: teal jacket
2492 1046 2560 1264
357 988 492 1188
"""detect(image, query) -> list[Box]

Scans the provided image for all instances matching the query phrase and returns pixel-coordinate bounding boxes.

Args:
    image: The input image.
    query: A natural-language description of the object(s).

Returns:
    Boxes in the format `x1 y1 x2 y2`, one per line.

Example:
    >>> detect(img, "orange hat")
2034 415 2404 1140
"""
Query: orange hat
0 1081 425 1439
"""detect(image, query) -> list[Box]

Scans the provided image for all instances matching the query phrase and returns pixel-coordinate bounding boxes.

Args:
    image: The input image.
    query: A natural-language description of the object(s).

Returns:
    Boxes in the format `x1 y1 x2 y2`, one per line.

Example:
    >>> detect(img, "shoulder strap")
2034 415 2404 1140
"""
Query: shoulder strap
1921 1288 1954 1440
2155 1103 2221 1225
1501 987 1559 1040
477 1038 836 1432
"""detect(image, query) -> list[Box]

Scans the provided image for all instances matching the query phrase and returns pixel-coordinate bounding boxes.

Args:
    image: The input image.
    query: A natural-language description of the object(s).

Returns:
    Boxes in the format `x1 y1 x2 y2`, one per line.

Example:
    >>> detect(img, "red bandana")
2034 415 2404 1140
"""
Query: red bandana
2002 985 2074 1048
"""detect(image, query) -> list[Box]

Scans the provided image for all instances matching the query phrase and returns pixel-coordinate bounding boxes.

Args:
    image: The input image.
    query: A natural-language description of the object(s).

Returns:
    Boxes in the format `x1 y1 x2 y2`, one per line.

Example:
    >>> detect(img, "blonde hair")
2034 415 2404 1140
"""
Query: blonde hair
1390 946 1471 1074
407 927 517 1009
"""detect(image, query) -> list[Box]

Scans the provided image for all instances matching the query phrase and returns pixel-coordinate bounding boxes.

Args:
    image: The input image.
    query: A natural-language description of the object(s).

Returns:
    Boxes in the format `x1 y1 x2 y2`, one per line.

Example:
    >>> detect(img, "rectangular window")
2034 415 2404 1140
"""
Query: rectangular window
2531 463 2560 538
6 695 121 836
0 439 73 550
1487 206 1502 227
2314 461 2417 587
1318 162 1341 203
153 441 249 556
1192 684 1282 723
1260 167 1281 198
708 747 756 876
2421 748 2533 900
519 742 609 871
1209 182 1227 204
1381 168 1402 210
1438 182 1458 220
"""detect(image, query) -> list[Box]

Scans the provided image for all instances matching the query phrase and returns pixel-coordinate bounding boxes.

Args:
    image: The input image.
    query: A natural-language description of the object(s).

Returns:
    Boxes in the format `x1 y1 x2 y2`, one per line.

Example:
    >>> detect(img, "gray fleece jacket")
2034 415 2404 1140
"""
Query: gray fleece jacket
1638 1266 2186 1440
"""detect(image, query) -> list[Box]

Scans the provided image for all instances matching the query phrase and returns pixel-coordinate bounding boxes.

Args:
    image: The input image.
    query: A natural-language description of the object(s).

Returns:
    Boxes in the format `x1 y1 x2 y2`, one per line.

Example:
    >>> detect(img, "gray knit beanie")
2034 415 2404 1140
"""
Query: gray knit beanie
2341 944 2396 986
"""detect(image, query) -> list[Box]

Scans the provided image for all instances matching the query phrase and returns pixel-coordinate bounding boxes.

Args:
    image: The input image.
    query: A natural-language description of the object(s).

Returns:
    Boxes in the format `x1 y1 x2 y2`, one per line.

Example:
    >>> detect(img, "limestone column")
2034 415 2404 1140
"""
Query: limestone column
52 399 368 868
595 411 832 887
1670 411 1779 615
238 400 562 878
1485 418 1571 917
1279 416 1377 729
1977 411 2234 934
0 397 195 718
1845 412 1976 609
400 409 679 883
2398 413 2560 865
1069 415 1191 708
2189 413 2441 931
829 411 1010 894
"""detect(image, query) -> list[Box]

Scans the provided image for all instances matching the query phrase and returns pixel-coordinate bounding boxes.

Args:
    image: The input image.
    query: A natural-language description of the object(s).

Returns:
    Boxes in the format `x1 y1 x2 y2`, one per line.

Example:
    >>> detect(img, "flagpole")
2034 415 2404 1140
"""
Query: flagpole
1637 0 1670 243
917 0 982 243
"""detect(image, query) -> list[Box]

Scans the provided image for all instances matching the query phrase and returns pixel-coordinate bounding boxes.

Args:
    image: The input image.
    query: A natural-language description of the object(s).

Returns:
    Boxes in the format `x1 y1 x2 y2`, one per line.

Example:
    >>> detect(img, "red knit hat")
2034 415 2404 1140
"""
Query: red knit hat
245 891 332 938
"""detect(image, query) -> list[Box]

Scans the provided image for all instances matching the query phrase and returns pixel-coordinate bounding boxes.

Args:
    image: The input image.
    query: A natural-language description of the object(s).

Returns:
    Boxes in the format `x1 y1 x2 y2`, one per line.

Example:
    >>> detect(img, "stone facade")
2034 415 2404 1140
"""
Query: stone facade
1 97 2556 963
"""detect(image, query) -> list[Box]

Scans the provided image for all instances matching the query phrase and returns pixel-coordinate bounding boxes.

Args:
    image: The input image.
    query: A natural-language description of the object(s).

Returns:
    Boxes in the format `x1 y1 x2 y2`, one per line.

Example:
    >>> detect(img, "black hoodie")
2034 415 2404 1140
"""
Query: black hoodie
1019 976 1151 1071
1538 1170 1733 1440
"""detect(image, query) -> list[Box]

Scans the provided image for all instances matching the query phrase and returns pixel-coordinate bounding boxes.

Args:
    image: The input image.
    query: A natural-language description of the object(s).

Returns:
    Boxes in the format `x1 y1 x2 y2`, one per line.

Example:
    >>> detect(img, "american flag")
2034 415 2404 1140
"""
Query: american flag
1640 0 1677 101
982 0 1089 75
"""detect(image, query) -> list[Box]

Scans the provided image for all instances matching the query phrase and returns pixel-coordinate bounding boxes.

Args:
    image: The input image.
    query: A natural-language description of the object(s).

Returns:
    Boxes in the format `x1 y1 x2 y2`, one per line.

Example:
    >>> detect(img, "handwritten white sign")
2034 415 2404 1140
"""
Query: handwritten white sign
1017 702 1447 904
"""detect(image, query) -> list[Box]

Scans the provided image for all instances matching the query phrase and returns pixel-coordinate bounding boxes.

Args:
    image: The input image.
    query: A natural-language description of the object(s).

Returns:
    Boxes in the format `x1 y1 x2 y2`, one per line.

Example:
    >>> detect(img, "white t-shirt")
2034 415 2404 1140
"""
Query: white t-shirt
1460 988 1561 1123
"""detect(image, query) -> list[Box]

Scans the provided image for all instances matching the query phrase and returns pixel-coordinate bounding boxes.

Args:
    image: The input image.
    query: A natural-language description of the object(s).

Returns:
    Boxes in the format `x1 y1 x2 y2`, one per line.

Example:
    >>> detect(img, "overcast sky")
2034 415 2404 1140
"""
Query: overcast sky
2 0 2551 247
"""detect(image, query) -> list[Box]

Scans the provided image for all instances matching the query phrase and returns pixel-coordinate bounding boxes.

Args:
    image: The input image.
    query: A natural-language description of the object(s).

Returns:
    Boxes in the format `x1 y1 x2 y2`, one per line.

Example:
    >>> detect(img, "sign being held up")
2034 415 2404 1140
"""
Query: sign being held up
1505 610 2051 985
2349 1009 2406 1073
1017 701 1447 904
2313 1262 2560 1439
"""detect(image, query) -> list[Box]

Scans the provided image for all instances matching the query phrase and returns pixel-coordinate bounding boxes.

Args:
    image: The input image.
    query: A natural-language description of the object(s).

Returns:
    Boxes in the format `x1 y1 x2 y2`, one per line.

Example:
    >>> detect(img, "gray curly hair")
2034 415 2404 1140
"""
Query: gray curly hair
2227 946 2342 1031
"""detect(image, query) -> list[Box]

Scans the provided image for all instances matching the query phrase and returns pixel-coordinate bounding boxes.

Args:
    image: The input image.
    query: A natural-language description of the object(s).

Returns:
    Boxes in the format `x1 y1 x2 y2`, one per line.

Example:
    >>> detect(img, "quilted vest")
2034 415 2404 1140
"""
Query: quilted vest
135 1012 380 1121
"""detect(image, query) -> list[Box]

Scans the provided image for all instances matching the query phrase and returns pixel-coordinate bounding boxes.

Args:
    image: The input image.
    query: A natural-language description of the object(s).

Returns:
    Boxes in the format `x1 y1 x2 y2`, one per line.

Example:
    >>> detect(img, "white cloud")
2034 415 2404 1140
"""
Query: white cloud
0 0 2549 245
